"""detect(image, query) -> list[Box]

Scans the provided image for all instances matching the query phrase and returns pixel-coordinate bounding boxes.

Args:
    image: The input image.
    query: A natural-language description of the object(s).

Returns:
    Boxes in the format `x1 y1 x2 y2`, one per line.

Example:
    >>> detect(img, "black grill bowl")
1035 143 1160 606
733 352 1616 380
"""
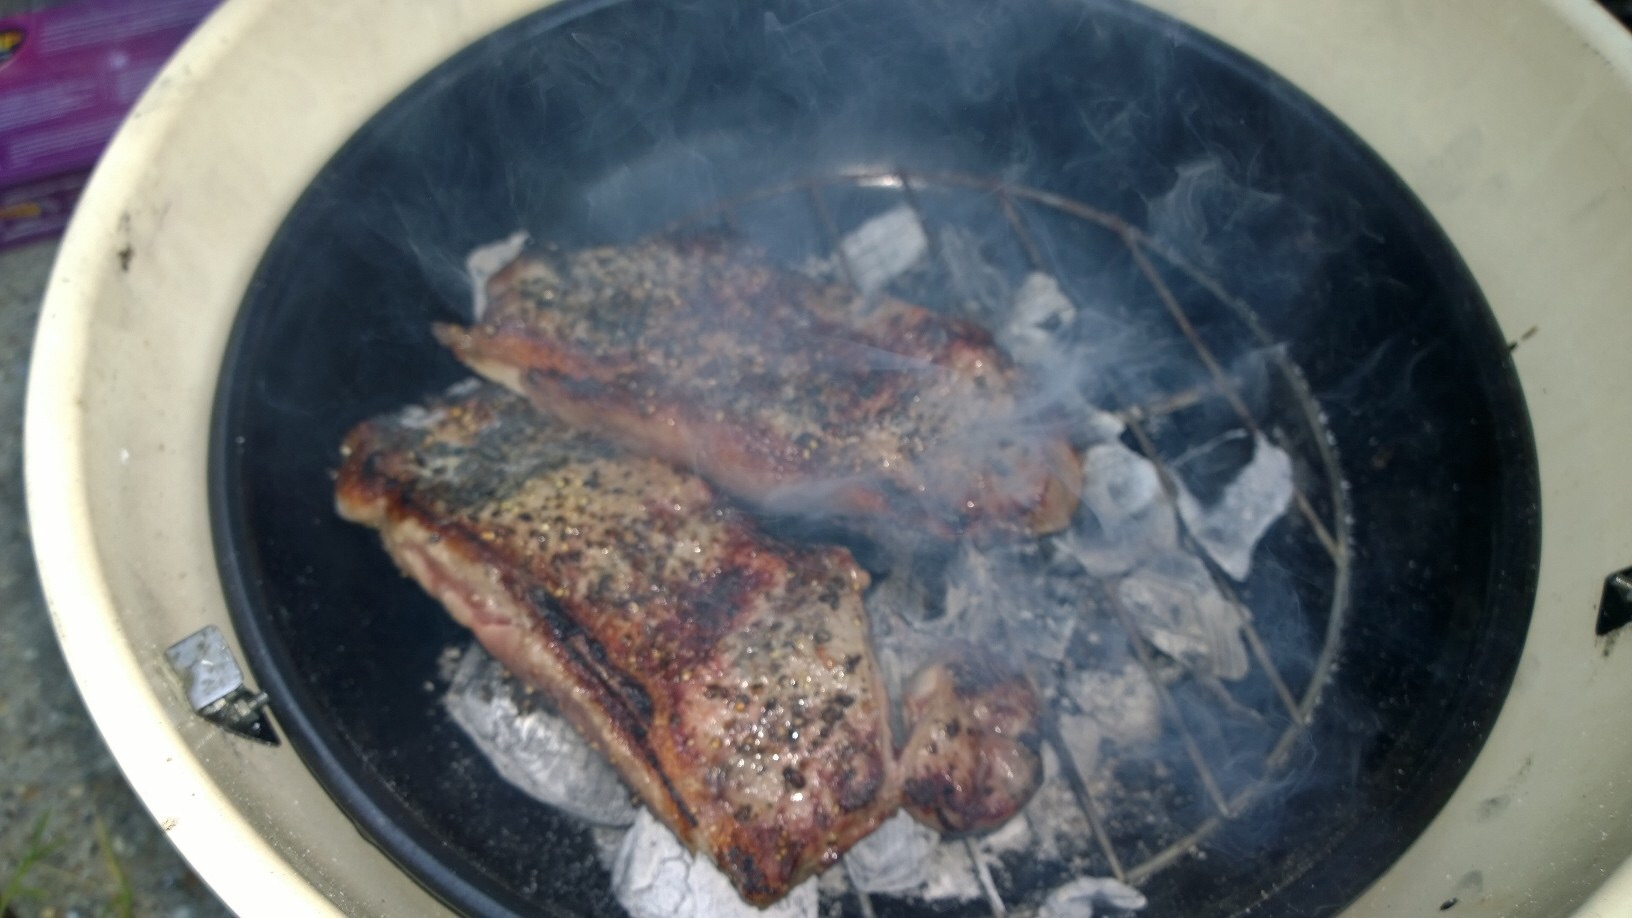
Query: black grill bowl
211 1 1540 915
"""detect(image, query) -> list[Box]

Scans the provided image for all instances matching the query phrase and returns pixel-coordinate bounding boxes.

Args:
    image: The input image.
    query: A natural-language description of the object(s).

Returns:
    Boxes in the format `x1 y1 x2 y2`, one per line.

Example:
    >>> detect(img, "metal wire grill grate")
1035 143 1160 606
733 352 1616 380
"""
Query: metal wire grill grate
673 169 1351 916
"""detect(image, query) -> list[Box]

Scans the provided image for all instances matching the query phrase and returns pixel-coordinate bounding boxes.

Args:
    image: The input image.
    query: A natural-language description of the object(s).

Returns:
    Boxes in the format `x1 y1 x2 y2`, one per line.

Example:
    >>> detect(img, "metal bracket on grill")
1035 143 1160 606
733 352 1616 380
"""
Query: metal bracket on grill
165 625 280 745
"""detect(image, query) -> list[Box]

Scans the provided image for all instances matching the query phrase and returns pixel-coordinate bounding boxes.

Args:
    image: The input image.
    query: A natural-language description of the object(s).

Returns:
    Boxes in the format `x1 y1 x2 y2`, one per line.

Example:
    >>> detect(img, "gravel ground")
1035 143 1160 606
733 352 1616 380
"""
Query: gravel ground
0 242 229 918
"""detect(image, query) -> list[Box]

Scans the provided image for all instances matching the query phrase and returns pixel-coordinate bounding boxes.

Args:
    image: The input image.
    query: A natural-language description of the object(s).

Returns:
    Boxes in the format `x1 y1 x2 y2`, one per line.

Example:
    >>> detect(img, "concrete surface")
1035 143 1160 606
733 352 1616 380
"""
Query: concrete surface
0 241 228 918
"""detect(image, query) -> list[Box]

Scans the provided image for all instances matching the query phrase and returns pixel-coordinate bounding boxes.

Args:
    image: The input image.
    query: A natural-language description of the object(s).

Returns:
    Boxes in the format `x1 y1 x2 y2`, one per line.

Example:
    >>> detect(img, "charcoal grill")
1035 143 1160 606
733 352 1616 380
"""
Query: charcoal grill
207 2 1534 908
25 1 1632 916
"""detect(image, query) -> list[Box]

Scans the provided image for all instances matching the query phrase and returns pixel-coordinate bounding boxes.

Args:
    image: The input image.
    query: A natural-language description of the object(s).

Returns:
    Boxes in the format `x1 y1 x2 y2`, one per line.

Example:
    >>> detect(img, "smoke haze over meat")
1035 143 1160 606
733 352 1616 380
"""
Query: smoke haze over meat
421 170 1332 910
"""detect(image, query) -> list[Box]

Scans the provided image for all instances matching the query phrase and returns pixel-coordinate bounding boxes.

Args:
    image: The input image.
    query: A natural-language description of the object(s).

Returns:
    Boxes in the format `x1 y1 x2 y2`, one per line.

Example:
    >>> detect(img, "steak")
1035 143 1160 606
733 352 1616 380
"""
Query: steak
433 233 1082 545
335 381 896 904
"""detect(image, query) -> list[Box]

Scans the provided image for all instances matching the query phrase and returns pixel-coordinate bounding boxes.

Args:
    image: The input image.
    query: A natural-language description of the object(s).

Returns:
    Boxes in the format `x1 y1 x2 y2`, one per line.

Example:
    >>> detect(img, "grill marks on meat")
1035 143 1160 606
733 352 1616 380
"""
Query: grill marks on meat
335 382 895 905
433 233 1082 544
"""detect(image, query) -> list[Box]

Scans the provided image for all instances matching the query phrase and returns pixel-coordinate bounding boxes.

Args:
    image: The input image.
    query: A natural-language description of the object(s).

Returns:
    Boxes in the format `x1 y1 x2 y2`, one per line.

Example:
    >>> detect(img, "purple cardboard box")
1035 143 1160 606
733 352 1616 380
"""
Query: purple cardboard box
0 0 220 251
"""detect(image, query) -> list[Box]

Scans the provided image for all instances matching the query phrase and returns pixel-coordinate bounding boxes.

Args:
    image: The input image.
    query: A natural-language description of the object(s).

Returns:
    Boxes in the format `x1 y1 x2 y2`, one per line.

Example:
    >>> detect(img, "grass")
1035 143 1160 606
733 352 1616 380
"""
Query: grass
0 812 63 917
92 813 134 918
0 808 137 918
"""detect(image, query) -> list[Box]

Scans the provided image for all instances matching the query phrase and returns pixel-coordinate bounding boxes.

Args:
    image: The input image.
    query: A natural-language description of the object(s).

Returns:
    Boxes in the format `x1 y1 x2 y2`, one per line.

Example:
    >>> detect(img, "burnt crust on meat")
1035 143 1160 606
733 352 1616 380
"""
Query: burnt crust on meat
433 232 1082 545
335 381 896 905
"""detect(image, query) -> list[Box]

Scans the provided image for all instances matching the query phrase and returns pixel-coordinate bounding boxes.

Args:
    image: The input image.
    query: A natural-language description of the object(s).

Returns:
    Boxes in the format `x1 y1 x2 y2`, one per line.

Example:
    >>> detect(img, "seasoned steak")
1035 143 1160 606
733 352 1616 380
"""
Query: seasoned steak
335 381 895 905
433 233 1081 545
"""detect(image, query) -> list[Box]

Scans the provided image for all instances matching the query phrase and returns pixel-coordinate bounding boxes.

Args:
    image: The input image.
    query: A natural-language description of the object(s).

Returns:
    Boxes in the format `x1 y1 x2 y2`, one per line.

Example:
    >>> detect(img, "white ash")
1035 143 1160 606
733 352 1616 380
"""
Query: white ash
944 542 1079 665
1176 433 1294 581
1073 661 1163 748
611 808 818 918
995 267 1128 441
839 205 928 293
1057 442 1180 578
1056 660 1164 778
980 799 1037 855
913 836 997 904
1039 877 1148 918
443 643 637 827
868 541 1084 702
1021 744 1096 863
913 797 1051 895
1003 272 1077 365
1117 552 1250 682
840 811 941 894
466 230 530 320
1052 430 1285 682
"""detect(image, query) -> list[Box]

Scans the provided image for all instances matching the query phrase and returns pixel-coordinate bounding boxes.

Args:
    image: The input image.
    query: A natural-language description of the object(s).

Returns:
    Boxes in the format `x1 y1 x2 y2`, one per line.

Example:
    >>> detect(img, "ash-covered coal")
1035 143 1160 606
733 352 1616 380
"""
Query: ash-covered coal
1175 433 1294 581
839 205 930 294
1004 271 1080 366
838 812 940 894
1058 442 1179 578
1040 877 1149 918
1116 552 1249 681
